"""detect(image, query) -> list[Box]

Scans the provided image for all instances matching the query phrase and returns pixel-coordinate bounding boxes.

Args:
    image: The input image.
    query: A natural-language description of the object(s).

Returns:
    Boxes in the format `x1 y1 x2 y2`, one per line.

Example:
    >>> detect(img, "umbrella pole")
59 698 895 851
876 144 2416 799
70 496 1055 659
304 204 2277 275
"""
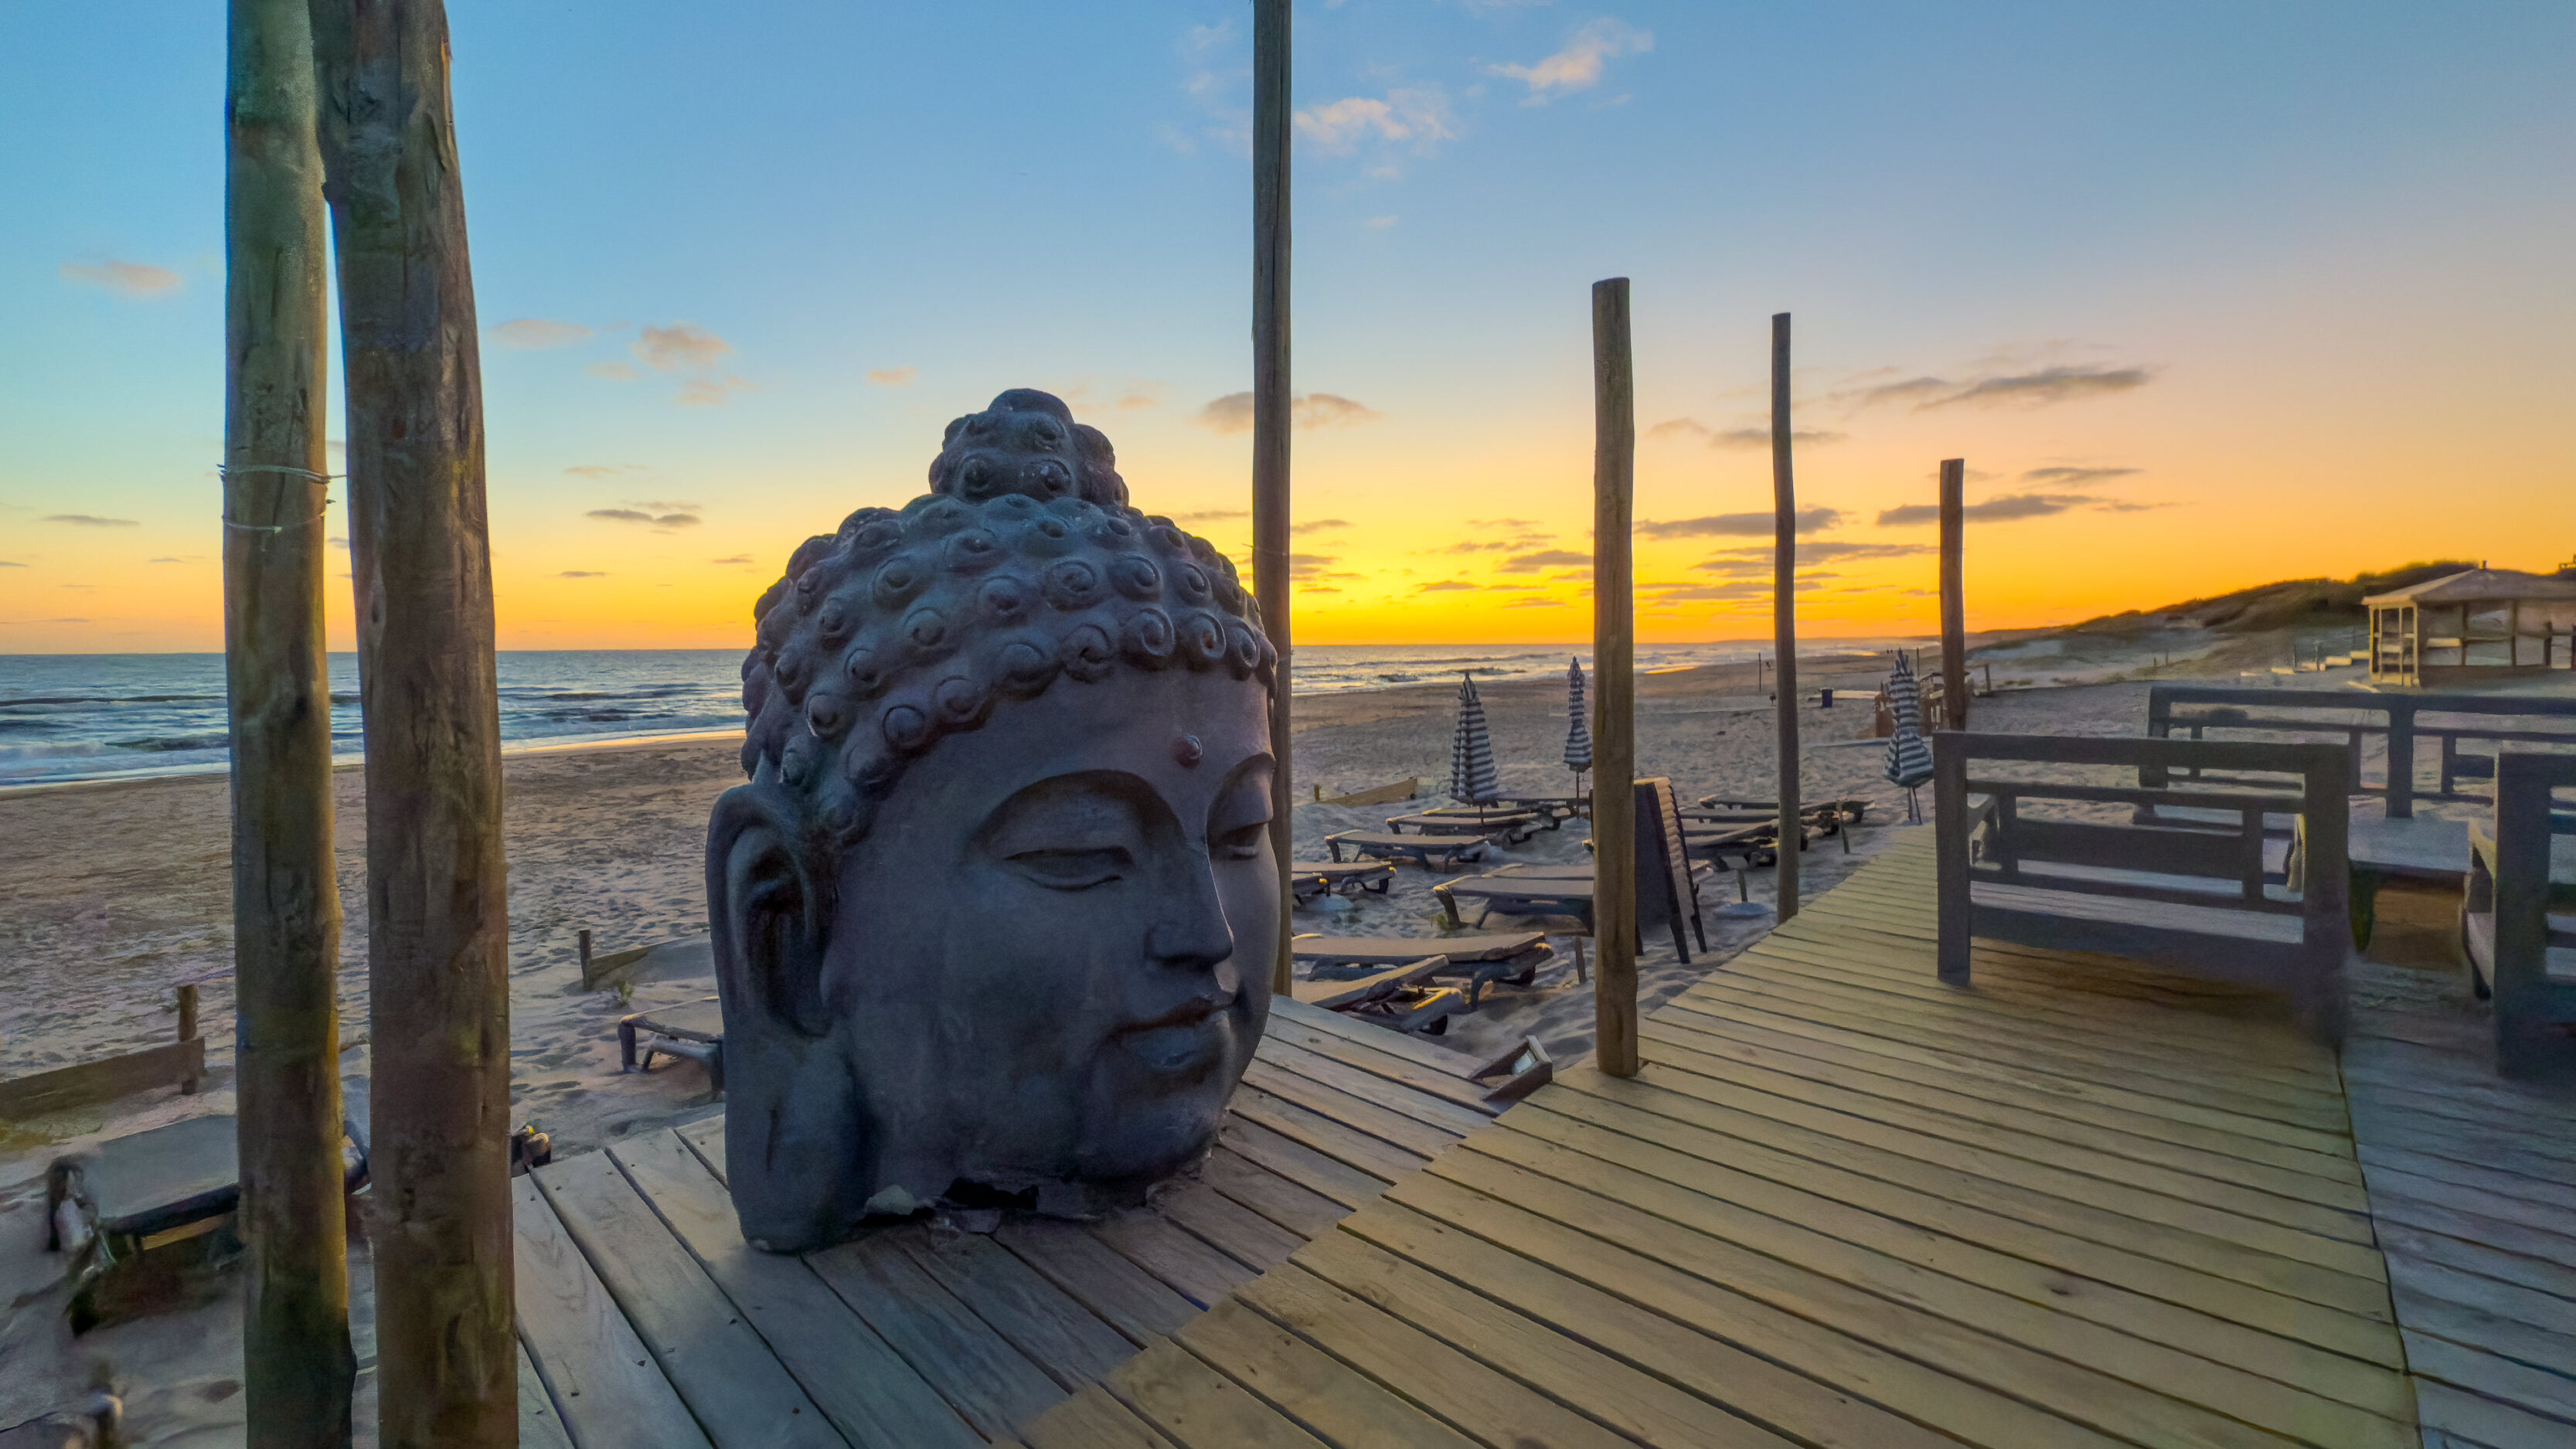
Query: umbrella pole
1941 457 1968 731
1253 0 1294 997
1591 278 1639 1079
1771 312 1802 921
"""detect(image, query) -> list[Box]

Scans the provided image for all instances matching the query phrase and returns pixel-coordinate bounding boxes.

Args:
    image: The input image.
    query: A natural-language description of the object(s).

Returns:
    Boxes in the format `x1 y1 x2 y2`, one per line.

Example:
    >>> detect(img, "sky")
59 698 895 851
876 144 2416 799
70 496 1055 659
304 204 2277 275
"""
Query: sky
3 1 2571 653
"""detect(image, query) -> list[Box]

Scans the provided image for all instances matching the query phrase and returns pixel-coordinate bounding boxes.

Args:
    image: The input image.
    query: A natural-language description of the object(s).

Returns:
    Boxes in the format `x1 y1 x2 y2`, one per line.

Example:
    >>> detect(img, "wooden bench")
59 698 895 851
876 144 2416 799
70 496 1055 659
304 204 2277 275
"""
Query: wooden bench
1383 810 1539 843
2145 683 2576 819
2462 750 2576 1076
1291 931 1554 1008
1934 731 2354 1043
1434 778 1707 961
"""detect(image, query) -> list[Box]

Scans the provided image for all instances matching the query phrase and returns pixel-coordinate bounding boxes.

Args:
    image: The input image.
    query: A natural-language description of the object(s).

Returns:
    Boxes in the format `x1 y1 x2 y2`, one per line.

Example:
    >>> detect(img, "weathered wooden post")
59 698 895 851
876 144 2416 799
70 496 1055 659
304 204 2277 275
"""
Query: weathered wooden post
1253 0 1295 996
1592 278 1639 1078
1771 313 1801 921
1940 457 1968 730
226 0 355 1439
309 1 515 1440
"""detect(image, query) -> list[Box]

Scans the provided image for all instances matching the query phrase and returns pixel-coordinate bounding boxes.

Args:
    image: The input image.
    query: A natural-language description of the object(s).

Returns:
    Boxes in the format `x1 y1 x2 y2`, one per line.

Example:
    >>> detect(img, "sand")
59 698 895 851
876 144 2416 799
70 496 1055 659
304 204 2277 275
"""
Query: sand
0 642 2435 1439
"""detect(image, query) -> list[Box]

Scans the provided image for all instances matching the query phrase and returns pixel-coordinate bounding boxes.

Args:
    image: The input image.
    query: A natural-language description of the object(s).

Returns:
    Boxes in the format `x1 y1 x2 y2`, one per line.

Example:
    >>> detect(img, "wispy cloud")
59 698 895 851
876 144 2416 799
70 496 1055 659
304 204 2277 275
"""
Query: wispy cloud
1487 18 1653 103
2021 465 2142 485
1195 392 1383 433
1638 507 1843 539
586 362 638 381
489 318 591 350
1293 519 1352 536
60 260 182 298
1499 549 1591 573
1695 540 1932 574
1416 579 1479 592
147 556 188 563
866 366 917 387
0 560 25 568
1648 419 1844 450
2 617 90 624
633 324 731 371
677 375 753 407
1876 493 2158 526
710 554 754 565
565 464 645 479
1834 364 2156 413
45 514 138 528
1175 509 1249 524
558 571 607 579
1500 597 1566 608
1295 88 1458 166
587 506 702 530
1287 552 1360 581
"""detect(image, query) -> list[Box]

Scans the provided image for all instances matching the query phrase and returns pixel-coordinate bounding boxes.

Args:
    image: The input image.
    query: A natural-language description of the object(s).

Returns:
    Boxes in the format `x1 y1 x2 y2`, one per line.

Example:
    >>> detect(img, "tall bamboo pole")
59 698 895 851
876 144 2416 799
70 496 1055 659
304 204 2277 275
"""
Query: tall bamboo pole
1771 313 1801 921
226 0 353 1440
1939 457 1967 730
308 2 514 1441
1253 0 1295 997
1591 278 1639 1078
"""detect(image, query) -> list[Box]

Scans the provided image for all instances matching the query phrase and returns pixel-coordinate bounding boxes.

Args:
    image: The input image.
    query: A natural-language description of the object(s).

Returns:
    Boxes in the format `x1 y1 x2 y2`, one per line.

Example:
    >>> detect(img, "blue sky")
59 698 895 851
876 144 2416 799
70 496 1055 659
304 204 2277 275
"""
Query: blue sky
4 2 2571 648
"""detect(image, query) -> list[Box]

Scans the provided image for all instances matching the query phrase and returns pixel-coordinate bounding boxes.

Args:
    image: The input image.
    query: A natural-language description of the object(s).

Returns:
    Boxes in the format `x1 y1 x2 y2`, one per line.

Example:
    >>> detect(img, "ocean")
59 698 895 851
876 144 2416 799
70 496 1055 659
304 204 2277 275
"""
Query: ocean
0 640 1907 787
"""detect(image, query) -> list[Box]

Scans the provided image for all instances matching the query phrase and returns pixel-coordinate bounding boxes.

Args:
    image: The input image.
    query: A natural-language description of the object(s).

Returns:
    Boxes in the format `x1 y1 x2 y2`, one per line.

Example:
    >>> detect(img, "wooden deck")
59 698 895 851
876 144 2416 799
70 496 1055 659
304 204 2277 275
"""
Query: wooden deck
510 997 1500 1447
516 833 2576 1447
2345 1003 2576 1446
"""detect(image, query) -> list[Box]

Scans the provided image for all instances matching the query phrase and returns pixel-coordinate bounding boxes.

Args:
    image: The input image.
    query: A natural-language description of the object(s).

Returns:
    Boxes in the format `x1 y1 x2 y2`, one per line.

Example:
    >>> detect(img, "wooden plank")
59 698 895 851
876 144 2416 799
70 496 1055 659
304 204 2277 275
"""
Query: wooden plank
1238 1060 1464 1159
1089 1211 1259 1309
1251 1251 1790 1449
2364 1161 2576 1240
1251 1038 1490 1138
1407 1154 2350 1449
1101 1339 1328 1448
1553 1063 2394 1320
519 1342 576 1449
1344 1192 2126 1449
1172 1299 1485 1449
2401 1328 2576 1425
615 1131 979 1449
2411 1376 2576 1449
2366 1186 2576 1274
1197 1149 1346 1240
1640 1027 2383 1253
2392 1282 2576 1379
2383 1226 2576 1319
1513 1094 2406 1372
1465 1117 2417 1439
1639 1014 2372 1209
1264 1000 1494 1097
1663 978 2363 1161
1224 1084 1424 1185
1216 1115 1391 1212
1020 1384 1175 1449
1153 1180 1307 1273
897 1232 1138 1393
996 1217 1200 1345
529 1154 842 1449
509 1175 710 1449
0 1038 205 1120
1252 1015 1496 1117
805 1230 1067 1442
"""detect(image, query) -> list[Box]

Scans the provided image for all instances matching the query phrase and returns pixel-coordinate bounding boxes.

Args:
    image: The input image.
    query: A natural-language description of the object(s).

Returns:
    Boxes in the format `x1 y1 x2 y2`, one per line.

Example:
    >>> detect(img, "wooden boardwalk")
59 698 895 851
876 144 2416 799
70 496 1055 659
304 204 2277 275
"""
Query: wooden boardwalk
2345 1003 2576 1447
516 833 2576 1447
511 998 1501 1447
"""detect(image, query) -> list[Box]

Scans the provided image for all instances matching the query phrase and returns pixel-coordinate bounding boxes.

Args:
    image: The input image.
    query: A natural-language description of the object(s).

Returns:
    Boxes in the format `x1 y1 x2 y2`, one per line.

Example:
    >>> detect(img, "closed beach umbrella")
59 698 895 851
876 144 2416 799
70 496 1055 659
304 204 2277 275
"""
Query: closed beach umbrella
1884 652 1934 819
1562 657 1593 793
1450 671 1500 806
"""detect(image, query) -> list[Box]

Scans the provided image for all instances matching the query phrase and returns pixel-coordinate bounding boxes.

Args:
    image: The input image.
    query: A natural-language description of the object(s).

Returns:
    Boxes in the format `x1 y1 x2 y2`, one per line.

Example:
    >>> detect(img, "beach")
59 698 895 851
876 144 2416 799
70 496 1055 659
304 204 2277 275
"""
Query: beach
0 646 2410 1440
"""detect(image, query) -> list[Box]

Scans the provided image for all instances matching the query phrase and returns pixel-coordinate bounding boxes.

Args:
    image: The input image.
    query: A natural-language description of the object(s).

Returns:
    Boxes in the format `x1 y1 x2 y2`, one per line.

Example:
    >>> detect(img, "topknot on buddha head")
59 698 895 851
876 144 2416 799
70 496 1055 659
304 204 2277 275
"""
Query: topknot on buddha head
739 488 1274 845
928 388 1128 508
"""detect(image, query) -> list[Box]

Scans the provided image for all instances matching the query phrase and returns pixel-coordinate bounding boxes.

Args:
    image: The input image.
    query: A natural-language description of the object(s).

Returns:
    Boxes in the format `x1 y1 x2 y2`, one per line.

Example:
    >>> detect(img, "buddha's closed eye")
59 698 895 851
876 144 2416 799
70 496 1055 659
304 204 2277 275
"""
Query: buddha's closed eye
1007 844 1133 890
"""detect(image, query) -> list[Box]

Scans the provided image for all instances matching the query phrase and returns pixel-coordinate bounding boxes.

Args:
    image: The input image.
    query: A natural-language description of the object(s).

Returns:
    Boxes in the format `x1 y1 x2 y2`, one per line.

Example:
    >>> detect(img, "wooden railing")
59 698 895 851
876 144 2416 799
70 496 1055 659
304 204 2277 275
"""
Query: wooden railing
2143 685 2576 818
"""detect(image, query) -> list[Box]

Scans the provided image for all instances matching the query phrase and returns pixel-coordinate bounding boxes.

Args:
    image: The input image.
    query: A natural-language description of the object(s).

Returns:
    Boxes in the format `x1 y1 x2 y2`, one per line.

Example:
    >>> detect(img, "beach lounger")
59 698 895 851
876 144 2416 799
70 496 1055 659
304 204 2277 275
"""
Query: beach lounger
1466 1036 1553 1104
1448 779 1707 959
1492 792 1589 822
1419 802 1569 831
1289 859 1397 904
618 997 725 1096
1324 830 1496 870
1290 953 1466 1033
2460 750 2576 1076
1383 810 1540 842
46 1093 369 1329
0 982 208 1122
1292 931 1555 1007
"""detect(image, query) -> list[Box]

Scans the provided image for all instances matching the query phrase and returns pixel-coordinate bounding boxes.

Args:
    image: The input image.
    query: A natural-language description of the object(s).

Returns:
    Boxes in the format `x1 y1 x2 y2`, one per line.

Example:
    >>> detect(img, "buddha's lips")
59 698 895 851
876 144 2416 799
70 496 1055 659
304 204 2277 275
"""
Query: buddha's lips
1120 993 1230 1036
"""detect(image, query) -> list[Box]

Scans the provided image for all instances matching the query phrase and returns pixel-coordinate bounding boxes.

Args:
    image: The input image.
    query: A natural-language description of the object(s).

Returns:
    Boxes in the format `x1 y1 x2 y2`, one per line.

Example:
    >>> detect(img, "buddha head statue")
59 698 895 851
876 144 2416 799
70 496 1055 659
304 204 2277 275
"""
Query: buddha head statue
708 391 1279 1253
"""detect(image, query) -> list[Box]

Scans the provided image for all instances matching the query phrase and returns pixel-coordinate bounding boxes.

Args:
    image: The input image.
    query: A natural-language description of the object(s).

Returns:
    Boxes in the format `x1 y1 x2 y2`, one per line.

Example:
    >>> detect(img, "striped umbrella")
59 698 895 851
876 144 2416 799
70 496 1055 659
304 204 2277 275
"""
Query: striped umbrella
1884 652 1934 818
1562 657 1593 794
1450 672 1500 806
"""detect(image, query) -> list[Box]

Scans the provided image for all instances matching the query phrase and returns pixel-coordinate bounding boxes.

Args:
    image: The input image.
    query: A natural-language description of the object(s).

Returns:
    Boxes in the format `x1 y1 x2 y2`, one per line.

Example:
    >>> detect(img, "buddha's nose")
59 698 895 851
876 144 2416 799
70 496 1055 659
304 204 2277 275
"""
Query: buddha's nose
1146 859 1235 975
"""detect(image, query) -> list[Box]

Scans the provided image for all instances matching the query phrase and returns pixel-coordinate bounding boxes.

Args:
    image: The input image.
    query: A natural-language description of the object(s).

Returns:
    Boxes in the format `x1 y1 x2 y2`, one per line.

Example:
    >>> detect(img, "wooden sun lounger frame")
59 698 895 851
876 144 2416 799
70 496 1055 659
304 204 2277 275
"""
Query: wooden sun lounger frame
1288 859 1397 904
1383 811 1540 842
1935 731 2354 1043
1291 932 1555 1008
2461 750 2576 1076
0 983 206 1123
1323 830 1496 870
618 998 725 1095
1440 778 1706 961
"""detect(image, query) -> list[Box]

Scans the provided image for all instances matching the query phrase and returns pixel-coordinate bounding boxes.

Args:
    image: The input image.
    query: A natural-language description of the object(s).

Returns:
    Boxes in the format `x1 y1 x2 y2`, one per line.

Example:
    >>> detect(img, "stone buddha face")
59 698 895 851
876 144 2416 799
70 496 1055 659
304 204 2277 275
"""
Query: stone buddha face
708 393 1277 1253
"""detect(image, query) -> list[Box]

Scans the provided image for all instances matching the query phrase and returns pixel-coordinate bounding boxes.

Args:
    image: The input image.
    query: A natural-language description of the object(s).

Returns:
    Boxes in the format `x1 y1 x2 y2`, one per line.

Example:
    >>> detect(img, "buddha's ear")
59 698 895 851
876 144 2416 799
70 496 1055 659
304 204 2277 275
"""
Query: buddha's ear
707 783 832 1039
